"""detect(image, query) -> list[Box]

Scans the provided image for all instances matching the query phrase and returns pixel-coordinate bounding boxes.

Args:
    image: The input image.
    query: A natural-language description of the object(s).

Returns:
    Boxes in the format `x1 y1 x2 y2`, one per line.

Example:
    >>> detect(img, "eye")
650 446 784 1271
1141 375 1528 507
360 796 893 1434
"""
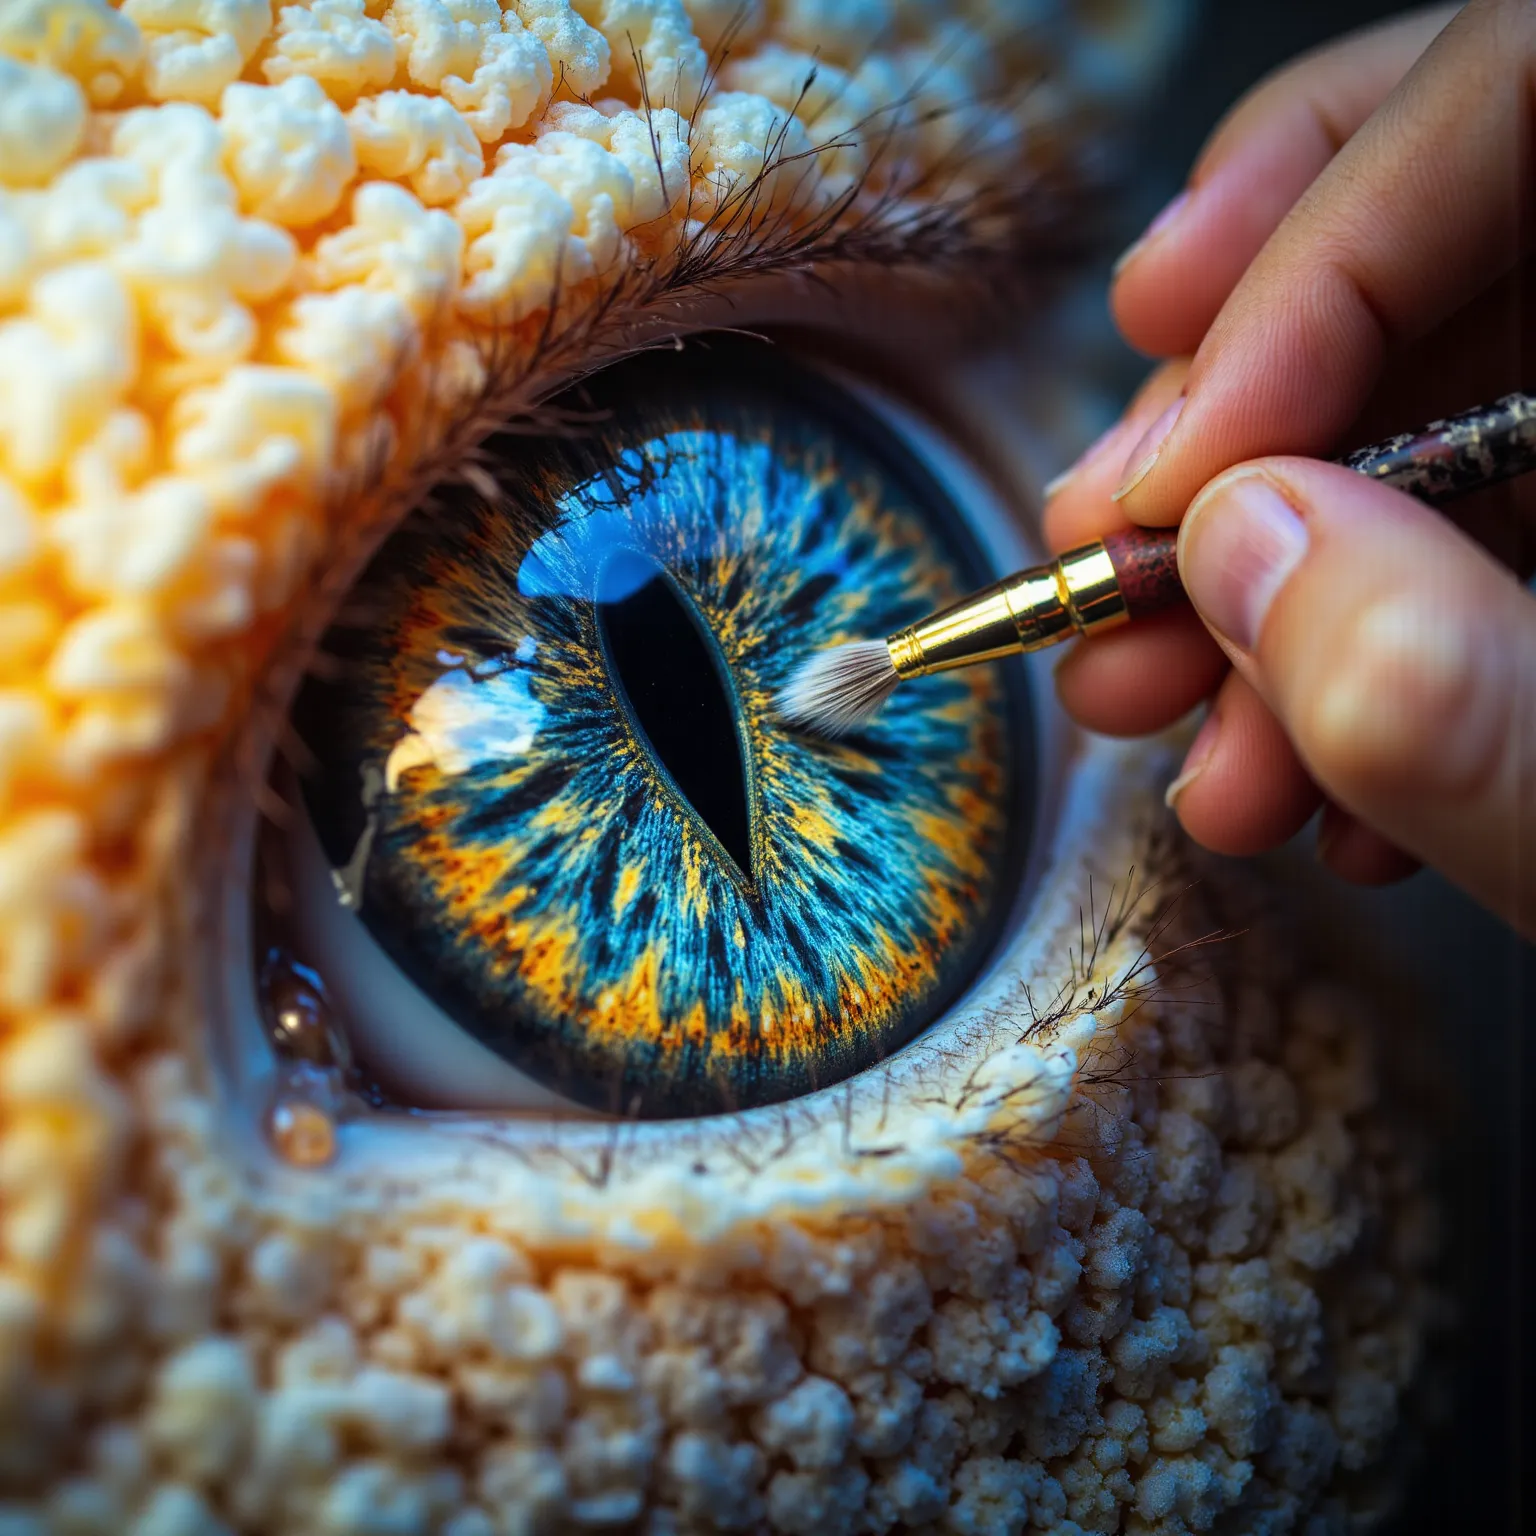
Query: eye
257 341 1034 1119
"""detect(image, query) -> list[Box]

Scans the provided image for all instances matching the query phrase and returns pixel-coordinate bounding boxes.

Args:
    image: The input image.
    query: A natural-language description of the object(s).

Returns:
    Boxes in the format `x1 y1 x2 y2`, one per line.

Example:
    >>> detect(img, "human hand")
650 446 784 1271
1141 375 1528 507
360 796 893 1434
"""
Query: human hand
1043 0 1536 939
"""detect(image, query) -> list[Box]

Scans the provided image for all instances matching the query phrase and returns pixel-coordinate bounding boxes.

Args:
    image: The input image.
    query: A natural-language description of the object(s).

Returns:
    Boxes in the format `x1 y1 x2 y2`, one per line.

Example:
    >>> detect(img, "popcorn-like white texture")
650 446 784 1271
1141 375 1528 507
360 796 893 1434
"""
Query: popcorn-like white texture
753 1374 856 1469
46 603 187 696
494 131 632 264
930 1280 1059 1397
776 0 893 64
385 0 553 142
541 100 689 224
945 1454 1033 1536
219 76 357 225
0 479 38 582
348 88 486 209
0 0 144 108
0 60 87 190
398 1237 564 1360
169 365 338 518
274 285 419 414
146 1337 259 1482
122 0 274 105
586 0 707 105
455 119 678 315
110 103 299 376
0 263 138 483
306 179 464 321
5 160 134 282
259 0 397 101
0 3 1440 1532
51 476 214 600
510 0 611 97
688 89 817 215
722 43 878 194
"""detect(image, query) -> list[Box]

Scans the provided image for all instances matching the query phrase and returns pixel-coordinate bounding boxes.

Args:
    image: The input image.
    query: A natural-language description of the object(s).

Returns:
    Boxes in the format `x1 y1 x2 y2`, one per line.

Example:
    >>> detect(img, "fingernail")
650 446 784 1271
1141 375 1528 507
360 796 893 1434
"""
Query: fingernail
1164 708 1218 810
1178 471 1308 653
1112 189 1191 277
1042 418 1128 501
1112 395 1184 501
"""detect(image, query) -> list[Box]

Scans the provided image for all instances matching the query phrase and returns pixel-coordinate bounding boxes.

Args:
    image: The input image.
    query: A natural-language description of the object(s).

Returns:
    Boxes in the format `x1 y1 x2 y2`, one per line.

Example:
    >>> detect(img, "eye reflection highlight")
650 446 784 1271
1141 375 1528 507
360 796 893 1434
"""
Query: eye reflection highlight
280 346 1033 1117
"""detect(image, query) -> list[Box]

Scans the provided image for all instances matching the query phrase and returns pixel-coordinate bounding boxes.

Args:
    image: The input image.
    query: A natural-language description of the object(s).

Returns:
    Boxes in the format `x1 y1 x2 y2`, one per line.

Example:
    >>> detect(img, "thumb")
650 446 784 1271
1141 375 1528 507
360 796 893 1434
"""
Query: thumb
1176 459 1536 937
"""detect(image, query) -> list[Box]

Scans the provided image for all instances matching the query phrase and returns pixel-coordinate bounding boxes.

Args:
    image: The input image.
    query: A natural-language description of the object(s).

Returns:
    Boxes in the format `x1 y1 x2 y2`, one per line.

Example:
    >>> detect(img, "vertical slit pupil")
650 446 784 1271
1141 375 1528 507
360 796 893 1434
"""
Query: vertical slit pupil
597 551 753 877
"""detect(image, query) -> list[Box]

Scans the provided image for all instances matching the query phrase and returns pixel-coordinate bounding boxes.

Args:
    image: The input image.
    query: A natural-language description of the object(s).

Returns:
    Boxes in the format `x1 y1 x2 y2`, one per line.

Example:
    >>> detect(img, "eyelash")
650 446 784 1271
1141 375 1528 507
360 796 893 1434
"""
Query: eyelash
225 50 1085 867
276 858 1198 1190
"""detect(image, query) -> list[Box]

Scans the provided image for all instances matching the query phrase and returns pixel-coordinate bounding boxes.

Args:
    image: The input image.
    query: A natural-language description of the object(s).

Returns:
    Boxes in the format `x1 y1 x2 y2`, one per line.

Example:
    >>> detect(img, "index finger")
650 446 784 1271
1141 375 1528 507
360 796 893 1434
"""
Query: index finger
1115 0 1536 527
1113 4 1458 359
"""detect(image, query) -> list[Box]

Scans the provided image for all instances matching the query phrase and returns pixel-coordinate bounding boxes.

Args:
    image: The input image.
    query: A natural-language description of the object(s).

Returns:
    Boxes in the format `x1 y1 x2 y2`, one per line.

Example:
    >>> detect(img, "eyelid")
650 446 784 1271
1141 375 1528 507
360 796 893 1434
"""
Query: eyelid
244 733 1169 1232
209 318 1175 1231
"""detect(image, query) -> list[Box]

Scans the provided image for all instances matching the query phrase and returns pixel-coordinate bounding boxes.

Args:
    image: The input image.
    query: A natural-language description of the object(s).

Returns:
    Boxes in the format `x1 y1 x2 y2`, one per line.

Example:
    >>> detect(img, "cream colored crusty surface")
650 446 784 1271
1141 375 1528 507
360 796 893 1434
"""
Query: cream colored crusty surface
0 2 1442 1533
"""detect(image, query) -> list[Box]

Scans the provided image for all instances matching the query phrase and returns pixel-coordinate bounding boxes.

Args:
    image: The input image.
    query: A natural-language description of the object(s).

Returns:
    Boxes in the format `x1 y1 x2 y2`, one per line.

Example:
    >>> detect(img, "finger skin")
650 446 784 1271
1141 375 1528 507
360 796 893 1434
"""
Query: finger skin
1113 5 1458 358
1118 0 1536 528
1042 360 1188 551
1044 363 1218 739
1180 458 1536 936
1045 277 1536 740
1316 804 1422 885
1053 607 1226 738
1166 671 1323 856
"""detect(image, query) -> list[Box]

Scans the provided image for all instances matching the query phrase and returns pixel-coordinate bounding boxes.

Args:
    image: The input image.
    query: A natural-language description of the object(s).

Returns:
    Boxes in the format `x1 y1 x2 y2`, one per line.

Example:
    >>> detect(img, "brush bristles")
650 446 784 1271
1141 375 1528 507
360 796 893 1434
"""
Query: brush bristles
774 640 901 736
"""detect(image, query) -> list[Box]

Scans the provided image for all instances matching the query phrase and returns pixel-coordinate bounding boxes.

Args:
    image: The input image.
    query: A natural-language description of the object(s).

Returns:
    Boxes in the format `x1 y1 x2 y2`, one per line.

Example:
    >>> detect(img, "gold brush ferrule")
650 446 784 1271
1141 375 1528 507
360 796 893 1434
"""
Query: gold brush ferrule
885 540 1130 680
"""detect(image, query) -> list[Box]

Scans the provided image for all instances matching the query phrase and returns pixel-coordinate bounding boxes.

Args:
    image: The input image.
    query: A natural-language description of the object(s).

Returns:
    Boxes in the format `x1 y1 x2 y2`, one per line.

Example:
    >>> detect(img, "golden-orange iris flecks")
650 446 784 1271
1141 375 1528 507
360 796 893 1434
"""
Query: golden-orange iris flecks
289 352 1030 1116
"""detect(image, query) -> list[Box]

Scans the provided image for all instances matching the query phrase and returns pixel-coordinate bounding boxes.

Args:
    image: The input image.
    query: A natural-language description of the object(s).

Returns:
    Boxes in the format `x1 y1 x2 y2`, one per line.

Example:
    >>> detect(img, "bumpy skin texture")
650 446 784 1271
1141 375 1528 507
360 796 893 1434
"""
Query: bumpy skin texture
0 3 1442 1534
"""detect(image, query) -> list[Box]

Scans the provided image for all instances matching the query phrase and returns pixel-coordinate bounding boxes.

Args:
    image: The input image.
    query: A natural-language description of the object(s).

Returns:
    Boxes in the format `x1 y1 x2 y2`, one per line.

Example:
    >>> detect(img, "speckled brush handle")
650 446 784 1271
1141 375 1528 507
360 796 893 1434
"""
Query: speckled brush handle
1336 391 1536 502
1097 391 1536 621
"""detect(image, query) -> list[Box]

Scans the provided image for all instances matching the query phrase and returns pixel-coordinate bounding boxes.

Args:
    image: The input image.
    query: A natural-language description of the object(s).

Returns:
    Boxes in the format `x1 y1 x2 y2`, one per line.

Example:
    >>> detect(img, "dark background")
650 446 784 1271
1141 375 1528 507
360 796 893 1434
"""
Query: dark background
1149 1 1402 188
1119 3 1535 1530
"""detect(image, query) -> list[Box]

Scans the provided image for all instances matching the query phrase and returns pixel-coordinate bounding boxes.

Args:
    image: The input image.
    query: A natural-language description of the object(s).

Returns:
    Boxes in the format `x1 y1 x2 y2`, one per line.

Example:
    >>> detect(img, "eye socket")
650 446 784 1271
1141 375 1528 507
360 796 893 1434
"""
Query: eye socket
259 342 1034 1119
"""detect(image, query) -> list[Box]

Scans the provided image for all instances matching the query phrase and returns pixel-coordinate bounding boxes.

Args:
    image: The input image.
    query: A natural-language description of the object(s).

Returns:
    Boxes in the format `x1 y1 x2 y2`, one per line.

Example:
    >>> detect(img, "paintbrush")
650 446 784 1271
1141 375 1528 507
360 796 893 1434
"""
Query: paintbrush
776 392 1536 735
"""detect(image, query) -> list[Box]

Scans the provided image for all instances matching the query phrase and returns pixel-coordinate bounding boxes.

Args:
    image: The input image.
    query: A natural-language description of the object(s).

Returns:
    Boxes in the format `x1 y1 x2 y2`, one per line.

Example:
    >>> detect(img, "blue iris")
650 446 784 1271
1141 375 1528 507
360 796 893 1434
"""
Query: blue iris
290 345 1031 1117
